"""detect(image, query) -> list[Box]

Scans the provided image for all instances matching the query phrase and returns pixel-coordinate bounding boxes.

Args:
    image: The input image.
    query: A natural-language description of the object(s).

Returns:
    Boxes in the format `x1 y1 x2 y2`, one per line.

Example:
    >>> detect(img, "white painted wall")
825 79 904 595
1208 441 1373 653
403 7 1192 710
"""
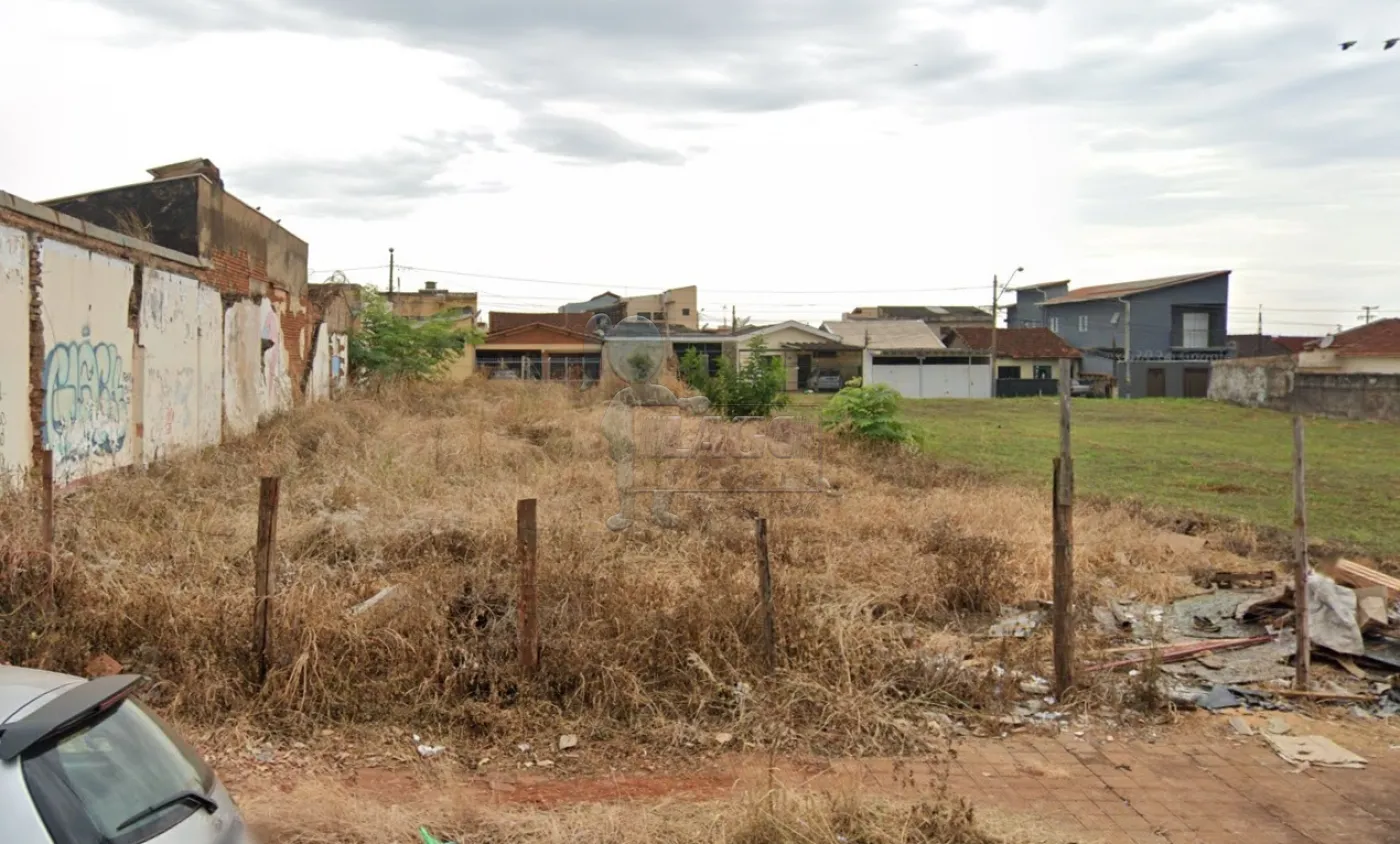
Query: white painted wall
223 299 261 437
0 226 30 486
869 362 991 399
196 286 223 447
39 241 136 485
259 297 292 418
140 269 201 463
307 327 331 402
329 333 348 394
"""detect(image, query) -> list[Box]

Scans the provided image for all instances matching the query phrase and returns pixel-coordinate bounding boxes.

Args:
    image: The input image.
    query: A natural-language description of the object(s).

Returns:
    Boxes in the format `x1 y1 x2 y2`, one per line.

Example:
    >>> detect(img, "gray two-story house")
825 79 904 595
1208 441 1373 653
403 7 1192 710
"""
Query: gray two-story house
1005 270 1231 398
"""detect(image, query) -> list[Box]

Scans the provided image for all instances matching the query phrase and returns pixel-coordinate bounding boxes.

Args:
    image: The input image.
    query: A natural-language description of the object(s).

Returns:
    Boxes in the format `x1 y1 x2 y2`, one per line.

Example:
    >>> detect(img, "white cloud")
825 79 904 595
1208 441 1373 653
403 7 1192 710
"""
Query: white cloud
0 0 1395 333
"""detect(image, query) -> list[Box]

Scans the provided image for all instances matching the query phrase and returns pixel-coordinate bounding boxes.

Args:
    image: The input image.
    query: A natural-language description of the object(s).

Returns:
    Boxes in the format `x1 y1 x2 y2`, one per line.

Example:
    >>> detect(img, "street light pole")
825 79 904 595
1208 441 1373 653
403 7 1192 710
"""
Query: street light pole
989 266 1023 398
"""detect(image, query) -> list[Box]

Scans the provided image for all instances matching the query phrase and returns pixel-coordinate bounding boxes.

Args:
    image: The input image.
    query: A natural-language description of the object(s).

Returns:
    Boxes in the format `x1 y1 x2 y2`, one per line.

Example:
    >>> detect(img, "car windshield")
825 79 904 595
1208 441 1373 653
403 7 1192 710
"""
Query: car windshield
22 697 215 844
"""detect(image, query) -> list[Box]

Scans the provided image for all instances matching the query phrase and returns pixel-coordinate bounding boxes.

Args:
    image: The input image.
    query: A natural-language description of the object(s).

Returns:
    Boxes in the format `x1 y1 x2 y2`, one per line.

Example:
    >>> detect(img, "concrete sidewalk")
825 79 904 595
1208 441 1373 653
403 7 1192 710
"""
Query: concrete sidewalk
944 732 1399 843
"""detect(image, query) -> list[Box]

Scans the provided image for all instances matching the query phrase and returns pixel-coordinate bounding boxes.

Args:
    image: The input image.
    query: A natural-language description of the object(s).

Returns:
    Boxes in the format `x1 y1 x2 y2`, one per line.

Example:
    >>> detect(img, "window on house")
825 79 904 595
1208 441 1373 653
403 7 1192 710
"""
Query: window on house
997 365 1022 380
1049 317 1061 334
1182 312 1210 348
1078 315 1089 333
1033 365 1052 380
682 308 691 316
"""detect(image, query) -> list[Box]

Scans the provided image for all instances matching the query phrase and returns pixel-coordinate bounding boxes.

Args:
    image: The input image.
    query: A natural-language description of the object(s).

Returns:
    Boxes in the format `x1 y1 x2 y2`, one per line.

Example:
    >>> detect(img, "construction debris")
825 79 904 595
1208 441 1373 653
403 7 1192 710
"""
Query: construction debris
1205 570 1278 590
1322 558 1400 601
1356 586 1389 633
1086 636 1274 673
988 608 1045 639
1263 735 1366 769
1307 571 1366 656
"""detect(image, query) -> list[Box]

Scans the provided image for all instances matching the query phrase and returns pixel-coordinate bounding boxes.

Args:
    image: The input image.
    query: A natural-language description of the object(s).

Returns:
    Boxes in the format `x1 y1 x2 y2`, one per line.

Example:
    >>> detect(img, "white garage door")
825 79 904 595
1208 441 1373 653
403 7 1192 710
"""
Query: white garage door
870 363 990 399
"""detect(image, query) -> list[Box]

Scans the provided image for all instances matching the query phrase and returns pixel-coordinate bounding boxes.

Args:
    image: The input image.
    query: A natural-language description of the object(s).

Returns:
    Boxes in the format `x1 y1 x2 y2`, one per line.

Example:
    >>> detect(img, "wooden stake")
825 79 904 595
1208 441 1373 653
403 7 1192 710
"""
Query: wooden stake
1292 415 1310 690
755 517 777 674
516 498 540 677
253 476 281 686
40 449 54 558
1052 358 1075 696
40 450 55 609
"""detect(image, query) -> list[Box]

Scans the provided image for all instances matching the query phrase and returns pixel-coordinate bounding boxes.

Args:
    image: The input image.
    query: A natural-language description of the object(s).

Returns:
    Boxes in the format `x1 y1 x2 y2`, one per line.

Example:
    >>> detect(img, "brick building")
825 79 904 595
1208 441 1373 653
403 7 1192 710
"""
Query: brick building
42 159 319 397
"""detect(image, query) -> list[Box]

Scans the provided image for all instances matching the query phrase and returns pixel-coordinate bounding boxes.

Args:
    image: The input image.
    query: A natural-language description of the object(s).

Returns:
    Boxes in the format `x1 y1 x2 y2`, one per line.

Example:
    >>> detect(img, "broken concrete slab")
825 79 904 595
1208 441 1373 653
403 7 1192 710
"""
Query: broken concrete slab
1264 734 1366 769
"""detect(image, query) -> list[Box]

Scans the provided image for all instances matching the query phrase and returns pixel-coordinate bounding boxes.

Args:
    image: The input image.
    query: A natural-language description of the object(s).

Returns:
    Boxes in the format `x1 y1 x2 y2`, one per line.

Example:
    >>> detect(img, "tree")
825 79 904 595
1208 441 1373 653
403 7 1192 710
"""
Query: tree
347 286 484 382
679 337 788 418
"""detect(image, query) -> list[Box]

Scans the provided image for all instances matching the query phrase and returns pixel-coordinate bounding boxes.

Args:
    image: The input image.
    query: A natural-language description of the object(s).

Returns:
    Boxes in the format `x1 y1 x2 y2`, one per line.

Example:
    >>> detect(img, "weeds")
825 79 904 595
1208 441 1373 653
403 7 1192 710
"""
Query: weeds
0 380 1237 750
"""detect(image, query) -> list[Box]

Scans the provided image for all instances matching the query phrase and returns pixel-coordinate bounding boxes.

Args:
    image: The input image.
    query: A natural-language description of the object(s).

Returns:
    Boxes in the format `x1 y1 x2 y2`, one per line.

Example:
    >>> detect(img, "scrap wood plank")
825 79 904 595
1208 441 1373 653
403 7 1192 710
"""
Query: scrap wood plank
1086 635 1273 672
1322 558 1400 601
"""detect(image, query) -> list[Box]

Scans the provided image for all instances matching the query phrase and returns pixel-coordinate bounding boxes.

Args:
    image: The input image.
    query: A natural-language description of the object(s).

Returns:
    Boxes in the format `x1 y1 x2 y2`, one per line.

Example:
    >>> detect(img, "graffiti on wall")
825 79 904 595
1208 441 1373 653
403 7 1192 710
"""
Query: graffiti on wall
259 297 292 417
42 324 132 478
330 333 347 390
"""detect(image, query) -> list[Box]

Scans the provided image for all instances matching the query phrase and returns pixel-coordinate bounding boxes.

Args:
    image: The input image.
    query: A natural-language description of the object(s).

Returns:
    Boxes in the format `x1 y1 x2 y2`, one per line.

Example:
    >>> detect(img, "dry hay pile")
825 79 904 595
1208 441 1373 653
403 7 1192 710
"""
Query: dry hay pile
0 381 1230 750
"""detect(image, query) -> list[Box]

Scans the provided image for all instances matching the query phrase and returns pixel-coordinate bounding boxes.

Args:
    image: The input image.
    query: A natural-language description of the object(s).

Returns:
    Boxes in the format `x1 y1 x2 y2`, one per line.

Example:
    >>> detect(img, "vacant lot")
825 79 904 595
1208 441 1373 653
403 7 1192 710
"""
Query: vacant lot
895 398 1399 557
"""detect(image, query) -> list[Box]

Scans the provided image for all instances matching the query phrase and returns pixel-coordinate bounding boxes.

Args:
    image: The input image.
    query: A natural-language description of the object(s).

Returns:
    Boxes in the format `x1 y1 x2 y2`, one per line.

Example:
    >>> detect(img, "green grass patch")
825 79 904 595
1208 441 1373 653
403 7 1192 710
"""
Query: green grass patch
790 395 1399 556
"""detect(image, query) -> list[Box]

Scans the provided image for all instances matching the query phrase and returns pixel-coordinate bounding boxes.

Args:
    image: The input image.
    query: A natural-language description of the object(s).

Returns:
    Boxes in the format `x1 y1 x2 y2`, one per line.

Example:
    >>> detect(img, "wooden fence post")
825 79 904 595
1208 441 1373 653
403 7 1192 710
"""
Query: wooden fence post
1292 415 1310 690
755 517 777 674
1052 359 1075 696
253 476 281 686
40 449 54 558
517 498 540 677
40 450 55 608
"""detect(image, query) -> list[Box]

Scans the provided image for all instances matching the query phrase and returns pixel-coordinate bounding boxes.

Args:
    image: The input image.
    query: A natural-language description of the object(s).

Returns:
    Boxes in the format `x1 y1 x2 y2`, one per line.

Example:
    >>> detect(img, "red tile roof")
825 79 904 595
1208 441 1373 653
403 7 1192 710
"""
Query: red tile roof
1272 336 1317 354
952 327 1082 359
1041 270 1230 306
1305 318 1400 357
489 311 596 334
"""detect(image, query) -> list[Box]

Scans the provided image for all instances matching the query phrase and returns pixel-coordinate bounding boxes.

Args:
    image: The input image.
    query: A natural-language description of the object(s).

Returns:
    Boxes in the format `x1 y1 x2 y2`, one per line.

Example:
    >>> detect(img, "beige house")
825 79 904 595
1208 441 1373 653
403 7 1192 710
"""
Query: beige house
388 281 478 324
560 286 700 331
943 326 1082 382
1297 319 1400 375
732 321 858 391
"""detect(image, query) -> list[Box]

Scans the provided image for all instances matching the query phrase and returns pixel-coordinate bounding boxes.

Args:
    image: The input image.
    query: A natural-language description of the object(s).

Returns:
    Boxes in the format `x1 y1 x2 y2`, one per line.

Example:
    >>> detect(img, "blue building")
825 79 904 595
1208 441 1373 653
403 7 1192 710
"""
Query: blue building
1005 270 1231 398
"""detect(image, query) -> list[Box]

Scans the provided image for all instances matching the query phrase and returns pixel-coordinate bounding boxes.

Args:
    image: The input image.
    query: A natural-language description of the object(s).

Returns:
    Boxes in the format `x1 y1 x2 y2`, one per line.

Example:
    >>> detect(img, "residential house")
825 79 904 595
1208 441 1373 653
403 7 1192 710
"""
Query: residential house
388 281 477 325
1227 334 1317 359
464 312 602 381
41 158 322 397
1007 270 1232 398
821 319 990 398
561 285 700 331
725 321 856 392
1003 280 1071 329
944 326 1081 396
842 304 993 332
1297 319 1400 374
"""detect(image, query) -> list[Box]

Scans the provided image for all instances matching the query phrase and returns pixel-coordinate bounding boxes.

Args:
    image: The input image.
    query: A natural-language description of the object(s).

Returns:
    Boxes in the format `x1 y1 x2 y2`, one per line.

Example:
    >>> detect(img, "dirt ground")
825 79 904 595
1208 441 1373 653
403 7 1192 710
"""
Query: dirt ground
227 716 1400 843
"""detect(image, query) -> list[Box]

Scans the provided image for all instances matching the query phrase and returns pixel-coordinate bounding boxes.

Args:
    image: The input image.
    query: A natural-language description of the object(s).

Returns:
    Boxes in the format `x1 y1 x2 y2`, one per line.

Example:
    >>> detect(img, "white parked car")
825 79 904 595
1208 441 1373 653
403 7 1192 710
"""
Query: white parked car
0 667 253 844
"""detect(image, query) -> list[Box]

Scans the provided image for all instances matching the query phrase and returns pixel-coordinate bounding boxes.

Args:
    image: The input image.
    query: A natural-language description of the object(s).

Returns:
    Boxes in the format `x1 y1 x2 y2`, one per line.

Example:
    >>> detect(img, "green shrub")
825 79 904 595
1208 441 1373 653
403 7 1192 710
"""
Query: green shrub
680 338 789 419
348 286 483 382
821 380 912 443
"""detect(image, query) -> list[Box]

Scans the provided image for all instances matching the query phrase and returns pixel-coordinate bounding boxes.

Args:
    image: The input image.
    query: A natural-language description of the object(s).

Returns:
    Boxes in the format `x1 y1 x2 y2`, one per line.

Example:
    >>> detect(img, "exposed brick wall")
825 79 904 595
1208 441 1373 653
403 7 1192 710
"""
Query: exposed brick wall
208 246 315 401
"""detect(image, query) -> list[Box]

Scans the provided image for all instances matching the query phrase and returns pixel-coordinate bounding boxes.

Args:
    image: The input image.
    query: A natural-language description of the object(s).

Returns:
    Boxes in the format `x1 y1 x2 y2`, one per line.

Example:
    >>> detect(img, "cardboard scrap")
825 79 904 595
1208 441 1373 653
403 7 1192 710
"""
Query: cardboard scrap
1263 734 1366 769
1356 586 1389 633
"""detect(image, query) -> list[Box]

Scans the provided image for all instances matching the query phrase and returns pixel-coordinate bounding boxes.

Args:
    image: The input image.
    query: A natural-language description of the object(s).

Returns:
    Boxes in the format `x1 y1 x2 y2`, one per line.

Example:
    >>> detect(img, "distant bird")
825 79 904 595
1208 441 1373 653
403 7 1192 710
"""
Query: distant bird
1341 40 1358 50
1386 38 1398 50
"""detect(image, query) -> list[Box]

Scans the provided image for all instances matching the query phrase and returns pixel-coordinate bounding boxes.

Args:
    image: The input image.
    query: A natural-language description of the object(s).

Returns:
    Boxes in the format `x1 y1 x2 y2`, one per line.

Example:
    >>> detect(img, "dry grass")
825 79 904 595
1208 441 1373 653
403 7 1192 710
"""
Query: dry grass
243 780 1039 844
0 380 1244 751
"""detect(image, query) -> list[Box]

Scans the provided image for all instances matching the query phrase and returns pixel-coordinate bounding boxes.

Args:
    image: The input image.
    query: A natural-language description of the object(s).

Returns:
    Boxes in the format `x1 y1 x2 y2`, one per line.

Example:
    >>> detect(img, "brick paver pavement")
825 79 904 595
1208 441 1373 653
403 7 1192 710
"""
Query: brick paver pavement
943 733 1400 843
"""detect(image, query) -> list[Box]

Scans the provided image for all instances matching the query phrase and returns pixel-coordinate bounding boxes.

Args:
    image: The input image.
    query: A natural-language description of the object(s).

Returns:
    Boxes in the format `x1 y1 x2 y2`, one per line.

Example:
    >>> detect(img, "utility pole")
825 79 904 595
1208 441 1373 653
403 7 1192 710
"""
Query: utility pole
387 247 395 294
990 274 1000 399
731 305 737 334
1360 305 1380 325
1257 305 1263 338
988 266 1023 399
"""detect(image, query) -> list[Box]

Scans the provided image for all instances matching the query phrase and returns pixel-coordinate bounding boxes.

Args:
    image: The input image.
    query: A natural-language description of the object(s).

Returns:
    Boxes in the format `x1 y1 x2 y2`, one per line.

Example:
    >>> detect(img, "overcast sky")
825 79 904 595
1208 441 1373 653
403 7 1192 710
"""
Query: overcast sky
1 0 1396 333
